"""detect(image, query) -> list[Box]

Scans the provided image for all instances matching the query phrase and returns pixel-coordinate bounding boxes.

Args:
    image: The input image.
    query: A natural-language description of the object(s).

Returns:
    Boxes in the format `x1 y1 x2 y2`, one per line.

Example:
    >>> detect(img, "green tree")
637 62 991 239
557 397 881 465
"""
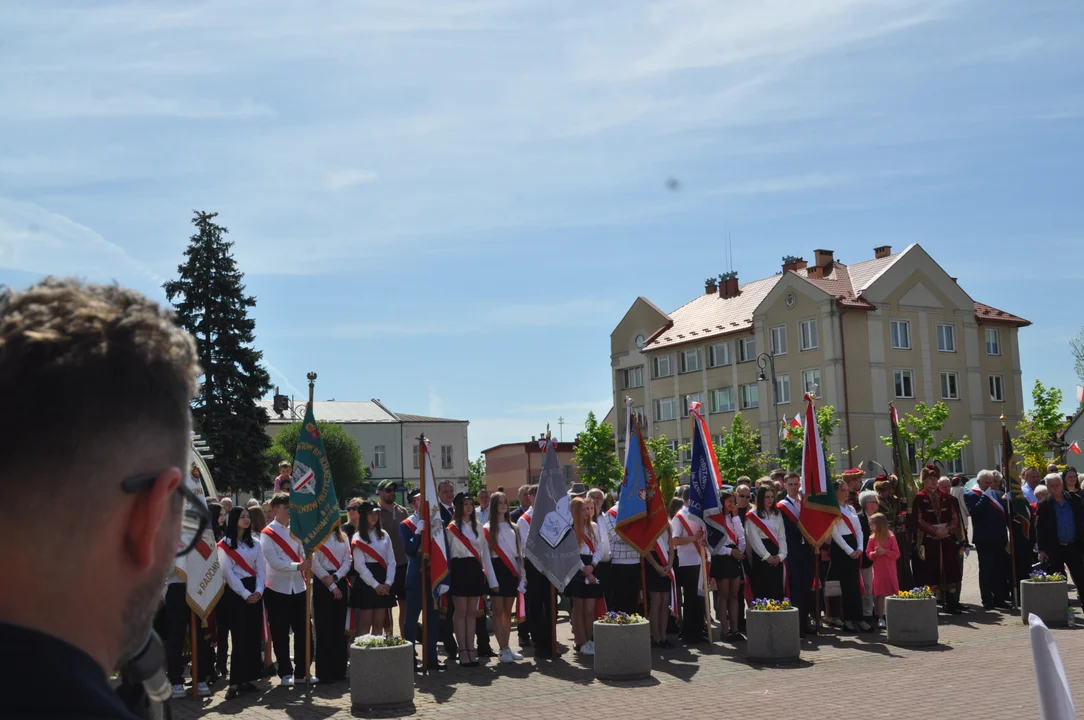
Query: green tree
644 435 689 505
714 413 765 482
574 411 623 493
468 455 487 495
779 405 846 474
268 421 371 503
164 211 271 492
879 401 970 471
1016 380 1069 467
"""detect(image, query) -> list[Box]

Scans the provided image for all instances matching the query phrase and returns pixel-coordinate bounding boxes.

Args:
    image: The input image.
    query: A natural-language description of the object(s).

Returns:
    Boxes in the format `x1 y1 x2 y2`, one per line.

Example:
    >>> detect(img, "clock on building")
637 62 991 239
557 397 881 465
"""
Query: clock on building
634 334 646 349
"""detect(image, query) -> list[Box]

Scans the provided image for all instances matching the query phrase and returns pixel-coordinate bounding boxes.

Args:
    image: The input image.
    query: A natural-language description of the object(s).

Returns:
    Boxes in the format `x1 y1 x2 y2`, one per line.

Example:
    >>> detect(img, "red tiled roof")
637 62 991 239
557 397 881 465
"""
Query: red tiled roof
974 302 1031 326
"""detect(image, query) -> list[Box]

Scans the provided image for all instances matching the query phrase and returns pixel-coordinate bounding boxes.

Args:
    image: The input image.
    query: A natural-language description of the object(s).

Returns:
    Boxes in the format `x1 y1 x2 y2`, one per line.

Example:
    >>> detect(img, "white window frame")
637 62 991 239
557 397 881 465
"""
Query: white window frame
994 442 1004 472
989 374 1005 402
774 374 791 405
936 323 956 353
680 348 701 374
985 327 1002 356
799 318 819 351
710 387 735 414
374 445 386 468
894 369 915 399
940 371 960 400
712 433 725 448
801 368 821 396
709 341 732 368
741 383 759 409
653 354 673 378
654 397 677 422
738 336 756 363
770 325 787 356
441 445 454 470
947 452 964 475
412 444 420 470
890 319 912 350
624 366 643 389
681 392 703 417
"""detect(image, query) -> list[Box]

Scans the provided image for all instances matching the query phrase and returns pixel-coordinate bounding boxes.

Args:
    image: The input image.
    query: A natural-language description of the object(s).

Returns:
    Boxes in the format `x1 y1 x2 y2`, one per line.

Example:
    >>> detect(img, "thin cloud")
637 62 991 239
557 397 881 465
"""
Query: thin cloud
327 169 378 190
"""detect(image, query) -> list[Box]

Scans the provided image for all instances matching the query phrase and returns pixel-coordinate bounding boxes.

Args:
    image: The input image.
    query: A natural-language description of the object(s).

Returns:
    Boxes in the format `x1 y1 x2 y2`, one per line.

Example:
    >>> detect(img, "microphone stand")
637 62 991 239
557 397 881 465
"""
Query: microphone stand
115 630 172 720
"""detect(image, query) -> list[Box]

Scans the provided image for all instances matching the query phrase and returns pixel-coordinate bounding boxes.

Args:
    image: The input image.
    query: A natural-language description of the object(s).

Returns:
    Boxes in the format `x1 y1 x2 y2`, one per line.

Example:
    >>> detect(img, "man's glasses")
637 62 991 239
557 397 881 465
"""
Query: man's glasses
122 472 213 557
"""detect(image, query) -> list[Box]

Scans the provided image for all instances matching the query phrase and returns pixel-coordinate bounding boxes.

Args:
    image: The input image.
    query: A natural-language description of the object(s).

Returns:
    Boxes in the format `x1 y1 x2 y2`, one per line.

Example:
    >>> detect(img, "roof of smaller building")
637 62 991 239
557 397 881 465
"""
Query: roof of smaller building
397 413 467 423
481 440 578 455
257 399 465 424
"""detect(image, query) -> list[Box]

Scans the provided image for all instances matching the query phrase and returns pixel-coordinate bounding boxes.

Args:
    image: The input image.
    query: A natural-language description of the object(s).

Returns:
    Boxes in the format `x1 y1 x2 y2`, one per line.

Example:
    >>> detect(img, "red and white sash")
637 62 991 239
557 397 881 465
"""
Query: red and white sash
318 543 342 572
402 516 418 533
838 512 866 595
746 512 780 547
522 511 533 525
218 540 257 578
676 512 697 539
447 524 483 565
352 536 388 569
607 507 617 518
652 535 678 614
262 526 303 563
484 527 519 578
777 497 800 525
723 519 740 549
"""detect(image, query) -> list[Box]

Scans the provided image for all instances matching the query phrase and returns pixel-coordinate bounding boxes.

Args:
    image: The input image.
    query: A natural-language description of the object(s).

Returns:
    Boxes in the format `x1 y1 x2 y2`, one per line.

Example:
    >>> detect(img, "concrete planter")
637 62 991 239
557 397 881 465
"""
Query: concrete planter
746 608 800 663
593 621 651 680
349 643 414 710
1020 581 1069 627
885 597 938 646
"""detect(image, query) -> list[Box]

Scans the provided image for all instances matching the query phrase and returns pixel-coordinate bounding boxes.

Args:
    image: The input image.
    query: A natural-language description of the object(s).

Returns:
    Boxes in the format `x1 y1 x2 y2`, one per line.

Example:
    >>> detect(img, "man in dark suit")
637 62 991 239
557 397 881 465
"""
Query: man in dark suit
778 473 813 636
510 484 533 523
436 481 494 657
965 470 1009 609
1035 473 1084 604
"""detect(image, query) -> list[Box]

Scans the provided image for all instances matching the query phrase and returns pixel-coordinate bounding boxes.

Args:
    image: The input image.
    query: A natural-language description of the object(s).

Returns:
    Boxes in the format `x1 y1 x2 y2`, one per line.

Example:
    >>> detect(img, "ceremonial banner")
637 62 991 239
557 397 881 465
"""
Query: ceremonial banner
798 393 839 548
289 402 341 554
177 448 224 621
889 404 918 509
525 437 581 591
616 414 668 554
419 437 449 594
1002 432 1031 537
687 402 725 549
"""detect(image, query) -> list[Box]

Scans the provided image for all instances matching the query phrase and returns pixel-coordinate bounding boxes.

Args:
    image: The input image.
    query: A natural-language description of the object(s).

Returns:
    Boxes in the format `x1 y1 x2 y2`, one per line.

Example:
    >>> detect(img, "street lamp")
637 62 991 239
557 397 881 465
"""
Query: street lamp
757 351 782 460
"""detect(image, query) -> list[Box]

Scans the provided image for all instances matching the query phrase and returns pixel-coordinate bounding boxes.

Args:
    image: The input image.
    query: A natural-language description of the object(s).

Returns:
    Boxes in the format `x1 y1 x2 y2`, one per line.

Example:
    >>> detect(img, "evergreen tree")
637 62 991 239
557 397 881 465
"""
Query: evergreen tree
164 211 272 493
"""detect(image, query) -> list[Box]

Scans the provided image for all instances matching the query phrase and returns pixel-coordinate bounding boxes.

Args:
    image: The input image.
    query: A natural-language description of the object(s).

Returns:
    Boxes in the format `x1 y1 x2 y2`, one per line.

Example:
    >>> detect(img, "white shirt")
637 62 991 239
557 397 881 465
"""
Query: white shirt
351 529 397 590
577 522 604 566
832 504 865 556
476 505 490 526
313 533 352 584
604 504 641 565
447 522 498 589
484 520 524 578
516 506 534 548
259 519 307 594
219 538 267 600
596 512 614 562
671 509 705 568
745 512 788 562
712 514 746 556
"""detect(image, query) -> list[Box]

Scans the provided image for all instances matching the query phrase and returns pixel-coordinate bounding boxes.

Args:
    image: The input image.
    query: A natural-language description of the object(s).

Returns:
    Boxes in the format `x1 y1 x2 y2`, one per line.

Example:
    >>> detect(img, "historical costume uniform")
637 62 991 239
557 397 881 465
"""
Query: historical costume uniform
911 486 962 598
744 510 788 601
350 527 397 610
777 495 812 634
260 519 310 681
218 536 266 687
401 497 444 670
829 503 865 626
312 532 351 683
671 507 707 641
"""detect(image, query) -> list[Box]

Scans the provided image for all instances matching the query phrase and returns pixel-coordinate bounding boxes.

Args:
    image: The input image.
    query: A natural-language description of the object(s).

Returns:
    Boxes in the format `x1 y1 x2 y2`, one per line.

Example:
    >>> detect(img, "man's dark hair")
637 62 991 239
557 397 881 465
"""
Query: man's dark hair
528 485 538 497
269 492 291 509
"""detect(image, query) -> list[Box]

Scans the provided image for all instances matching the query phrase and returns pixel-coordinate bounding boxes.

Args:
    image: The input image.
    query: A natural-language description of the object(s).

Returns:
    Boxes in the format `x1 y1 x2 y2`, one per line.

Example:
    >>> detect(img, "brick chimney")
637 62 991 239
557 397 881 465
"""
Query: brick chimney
705 277 718 295
717 272 740 299
807 265 824 280
814 248 834 271
874 245 892 259
782 255 807 274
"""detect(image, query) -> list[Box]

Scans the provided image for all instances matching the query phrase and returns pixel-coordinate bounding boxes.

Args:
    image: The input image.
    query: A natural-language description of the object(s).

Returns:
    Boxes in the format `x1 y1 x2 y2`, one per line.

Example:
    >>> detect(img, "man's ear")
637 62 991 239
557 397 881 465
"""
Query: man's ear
124 467 182 570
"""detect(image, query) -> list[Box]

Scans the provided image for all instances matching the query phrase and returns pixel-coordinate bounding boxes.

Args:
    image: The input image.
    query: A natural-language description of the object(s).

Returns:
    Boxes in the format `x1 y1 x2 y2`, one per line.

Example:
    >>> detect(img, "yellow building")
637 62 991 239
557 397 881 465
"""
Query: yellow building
609 245 1029 476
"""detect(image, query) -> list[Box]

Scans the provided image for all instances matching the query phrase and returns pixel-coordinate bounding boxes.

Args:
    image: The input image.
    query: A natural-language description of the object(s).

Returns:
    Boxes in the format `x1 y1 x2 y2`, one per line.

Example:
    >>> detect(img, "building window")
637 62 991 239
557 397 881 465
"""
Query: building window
894 369 915 399
738 337 756 363
710 387 735 414
799 319 818 351
774 374 791 405
623 366 643 389
374 445 386 468
770 325 787 356
563 465 574 483
654 397 677 422
741 383 759 409
412 444 420 470
681 392 703 417
994 442 1003 472
989 374 1004 402
679 348 701 373
940 371 960 400
652 354 673 378
712 433 725 447
801 368 821 396
441 445 453 470
947 452 964 475
906 441 918 473
890 320 911 350
985 328 1001 356
709 341 732 367
936 324 956 352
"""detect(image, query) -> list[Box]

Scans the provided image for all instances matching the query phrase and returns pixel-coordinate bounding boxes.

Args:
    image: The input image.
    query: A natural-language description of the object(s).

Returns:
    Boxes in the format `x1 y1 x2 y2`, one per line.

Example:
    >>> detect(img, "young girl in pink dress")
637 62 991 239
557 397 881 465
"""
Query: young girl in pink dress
866 513 901 630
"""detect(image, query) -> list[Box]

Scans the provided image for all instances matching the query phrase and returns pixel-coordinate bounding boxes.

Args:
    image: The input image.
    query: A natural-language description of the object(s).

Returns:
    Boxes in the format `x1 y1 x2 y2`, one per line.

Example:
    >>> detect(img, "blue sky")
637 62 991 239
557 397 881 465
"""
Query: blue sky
1 1 1082 458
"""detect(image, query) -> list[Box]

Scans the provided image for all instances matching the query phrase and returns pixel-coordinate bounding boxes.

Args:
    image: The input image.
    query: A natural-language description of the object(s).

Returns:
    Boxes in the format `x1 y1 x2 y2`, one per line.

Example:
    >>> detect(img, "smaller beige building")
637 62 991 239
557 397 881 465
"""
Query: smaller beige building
482 440 581 496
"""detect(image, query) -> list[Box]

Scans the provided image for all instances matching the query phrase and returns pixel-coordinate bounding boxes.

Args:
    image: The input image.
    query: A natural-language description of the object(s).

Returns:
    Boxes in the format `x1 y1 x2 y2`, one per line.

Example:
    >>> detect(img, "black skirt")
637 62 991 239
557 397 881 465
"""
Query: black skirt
492 557 519 598
227 577 263 686
450 556 488 597
566 554 603 599
349 562 395 609
646 551 672 594
749 539 785 601
711 552 743 580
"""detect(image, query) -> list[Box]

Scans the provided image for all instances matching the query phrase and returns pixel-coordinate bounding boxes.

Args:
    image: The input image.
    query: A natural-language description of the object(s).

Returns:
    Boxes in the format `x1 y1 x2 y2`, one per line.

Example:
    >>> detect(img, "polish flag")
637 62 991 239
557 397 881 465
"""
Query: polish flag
1076 385 1084 403
1070 441 1081 456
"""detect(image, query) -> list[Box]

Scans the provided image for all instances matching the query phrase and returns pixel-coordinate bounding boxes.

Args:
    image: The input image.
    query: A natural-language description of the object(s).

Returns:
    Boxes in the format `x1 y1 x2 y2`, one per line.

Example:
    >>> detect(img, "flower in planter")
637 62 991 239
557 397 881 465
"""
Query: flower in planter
894 586 935 600
352 633 408 649
748 597 792 611
597 611 647 625
1029 569 1067 583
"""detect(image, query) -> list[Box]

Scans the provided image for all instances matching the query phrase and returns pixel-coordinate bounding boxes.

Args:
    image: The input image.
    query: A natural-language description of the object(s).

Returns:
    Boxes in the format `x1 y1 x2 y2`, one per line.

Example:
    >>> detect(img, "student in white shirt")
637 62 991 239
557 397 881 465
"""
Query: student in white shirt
711 492 746 642
349 502 396 637
483 491 524 664
218 507 267 700
260 493 313 688
447 493 498 667
744 486 788 602
566 497 604 656
831 482 871 632
671 489 708 643
312 524 352 684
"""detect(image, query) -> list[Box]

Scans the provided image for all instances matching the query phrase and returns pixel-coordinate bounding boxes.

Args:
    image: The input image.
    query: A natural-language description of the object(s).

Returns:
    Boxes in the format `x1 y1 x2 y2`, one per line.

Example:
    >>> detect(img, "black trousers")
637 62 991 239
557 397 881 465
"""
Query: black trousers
609 562 643 615
676 564 705 640
525 560 554 657
215 601 230 675
1046 543 1084 602
975 541 1006 606
226 580 264 686
313 579 348 682
788 549 813 631
830 540 863 622
155 583 212 685
263 588 309 678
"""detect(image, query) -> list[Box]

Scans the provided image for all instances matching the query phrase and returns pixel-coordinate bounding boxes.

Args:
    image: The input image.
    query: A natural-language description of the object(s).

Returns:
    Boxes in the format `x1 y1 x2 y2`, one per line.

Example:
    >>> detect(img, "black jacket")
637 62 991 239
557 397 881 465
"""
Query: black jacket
1035 494 1084 565
965 489 1010 546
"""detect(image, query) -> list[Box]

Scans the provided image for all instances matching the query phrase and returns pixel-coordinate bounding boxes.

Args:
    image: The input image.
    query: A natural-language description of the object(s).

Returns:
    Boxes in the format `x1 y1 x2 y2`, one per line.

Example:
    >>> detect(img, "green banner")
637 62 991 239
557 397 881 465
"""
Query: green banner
289 402 341 554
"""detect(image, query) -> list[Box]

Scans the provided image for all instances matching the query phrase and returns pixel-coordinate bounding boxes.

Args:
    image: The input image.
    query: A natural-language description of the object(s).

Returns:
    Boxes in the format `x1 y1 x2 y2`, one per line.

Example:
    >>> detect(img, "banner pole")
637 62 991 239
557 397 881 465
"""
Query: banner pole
639 557 648 618
190 610 199 701
550 583 557 658
700 547 711 643
304 553 313 688
421 556 429 675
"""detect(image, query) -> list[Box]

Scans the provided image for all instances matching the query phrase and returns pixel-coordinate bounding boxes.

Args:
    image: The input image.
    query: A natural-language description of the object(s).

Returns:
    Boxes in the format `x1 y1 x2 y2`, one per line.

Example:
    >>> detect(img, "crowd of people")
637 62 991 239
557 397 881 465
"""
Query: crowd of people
156 459 1084 702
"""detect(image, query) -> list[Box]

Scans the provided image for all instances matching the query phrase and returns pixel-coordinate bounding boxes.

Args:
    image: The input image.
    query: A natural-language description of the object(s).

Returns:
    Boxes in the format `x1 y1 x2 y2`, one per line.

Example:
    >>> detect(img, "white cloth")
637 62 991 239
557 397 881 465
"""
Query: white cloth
950 486 969 520
447 522 498 588
1029 613 1076 720
832 504 864 556
712 514 746 556
312 534 352 583
577 523 603 566
745 512 788 562
351 529 397 590
219 540 266 600
516 506 534 548
484 521 524 577
671 509 705 568
476 505 490 526
259 519 306 594
604 504 640 565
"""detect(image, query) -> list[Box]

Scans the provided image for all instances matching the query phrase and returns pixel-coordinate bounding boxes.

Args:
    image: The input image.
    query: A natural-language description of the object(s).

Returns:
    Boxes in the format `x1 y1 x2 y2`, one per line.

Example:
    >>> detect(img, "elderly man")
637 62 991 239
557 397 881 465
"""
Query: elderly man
1021 467 1042 504
1036 474 1084 603
966 470 1010 609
